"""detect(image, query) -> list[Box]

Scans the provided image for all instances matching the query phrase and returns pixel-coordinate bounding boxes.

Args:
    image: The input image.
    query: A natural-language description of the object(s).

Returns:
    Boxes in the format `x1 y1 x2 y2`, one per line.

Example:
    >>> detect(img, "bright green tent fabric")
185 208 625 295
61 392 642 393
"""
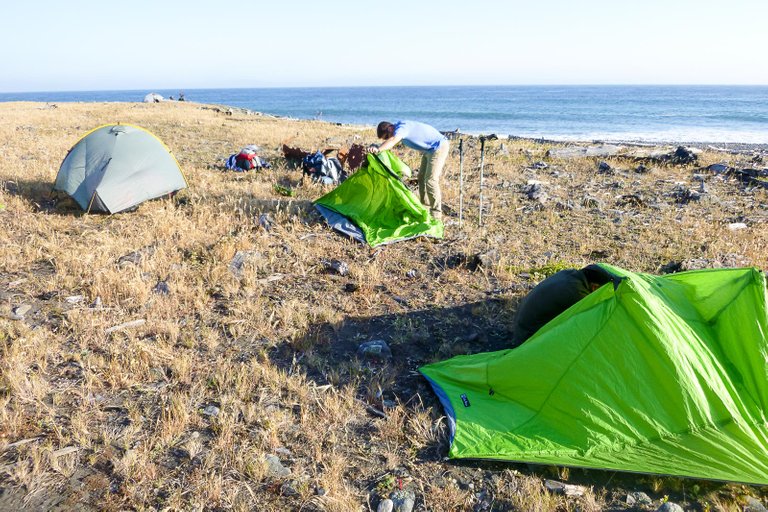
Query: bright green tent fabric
420 264 768 483
314 151 443 247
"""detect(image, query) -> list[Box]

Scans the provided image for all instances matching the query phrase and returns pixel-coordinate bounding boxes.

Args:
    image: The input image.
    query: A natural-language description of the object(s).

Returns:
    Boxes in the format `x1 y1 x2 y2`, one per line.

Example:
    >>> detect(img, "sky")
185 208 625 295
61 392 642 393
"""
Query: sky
1 0 767 92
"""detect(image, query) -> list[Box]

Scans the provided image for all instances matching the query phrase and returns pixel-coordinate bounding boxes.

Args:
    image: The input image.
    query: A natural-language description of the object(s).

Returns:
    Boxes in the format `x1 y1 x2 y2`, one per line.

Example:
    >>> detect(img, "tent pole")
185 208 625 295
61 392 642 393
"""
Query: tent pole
458 138 464 228
479 136 486 227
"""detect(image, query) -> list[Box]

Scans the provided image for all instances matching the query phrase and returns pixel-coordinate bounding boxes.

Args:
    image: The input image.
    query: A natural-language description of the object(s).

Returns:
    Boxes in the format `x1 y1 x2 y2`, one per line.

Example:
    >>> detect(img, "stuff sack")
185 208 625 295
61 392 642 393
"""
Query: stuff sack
302 151 345 185
225 145 271 172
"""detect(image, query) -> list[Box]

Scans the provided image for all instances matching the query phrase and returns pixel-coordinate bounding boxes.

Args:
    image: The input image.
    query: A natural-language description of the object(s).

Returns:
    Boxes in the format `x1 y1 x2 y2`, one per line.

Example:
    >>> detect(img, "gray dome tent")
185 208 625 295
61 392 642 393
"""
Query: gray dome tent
143 92 164 103
54 124 187 213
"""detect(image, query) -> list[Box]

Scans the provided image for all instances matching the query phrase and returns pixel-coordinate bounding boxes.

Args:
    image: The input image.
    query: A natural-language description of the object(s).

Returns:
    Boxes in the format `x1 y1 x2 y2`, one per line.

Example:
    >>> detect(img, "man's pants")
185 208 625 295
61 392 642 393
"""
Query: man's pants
418 141 449 219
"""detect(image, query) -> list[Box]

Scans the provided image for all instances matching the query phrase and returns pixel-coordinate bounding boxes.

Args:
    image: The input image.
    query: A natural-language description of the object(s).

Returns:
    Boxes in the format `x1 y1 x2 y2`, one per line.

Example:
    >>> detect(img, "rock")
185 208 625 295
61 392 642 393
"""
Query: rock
581 196 602 209
544 479 586 497
258 213 273 231
153 281 171 295
597 161 613 174
656 502 684 512
523 181 548 203
389 489 415 512
745 496 768 512
65 295 84 304
343 282 359 293
635 164 649 173
323 258 349 276
117 246 156 267
617 194 644 207
627 491 653 506
229 250 260 278
281 481 299 496
728 222 748 230
473 249 500 269
377 499 394 512
12 304 32 317
670 146 698 165
669 184 701 204
530 161 549 169
406 269 418 279
264 454 291 478
202 405 220 417
357 340 392 361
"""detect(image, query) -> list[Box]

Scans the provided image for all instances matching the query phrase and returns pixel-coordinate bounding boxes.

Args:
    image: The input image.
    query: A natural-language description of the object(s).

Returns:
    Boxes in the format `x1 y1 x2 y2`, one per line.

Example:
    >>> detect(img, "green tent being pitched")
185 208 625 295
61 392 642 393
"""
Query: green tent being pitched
314 151 443 247
420 264 768 484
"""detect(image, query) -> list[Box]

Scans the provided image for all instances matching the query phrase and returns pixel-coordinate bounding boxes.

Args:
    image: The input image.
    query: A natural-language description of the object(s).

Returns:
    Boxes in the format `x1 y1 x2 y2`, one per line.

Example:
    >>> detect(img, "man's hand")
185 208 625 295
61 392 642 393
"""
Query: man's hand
366 144 380 154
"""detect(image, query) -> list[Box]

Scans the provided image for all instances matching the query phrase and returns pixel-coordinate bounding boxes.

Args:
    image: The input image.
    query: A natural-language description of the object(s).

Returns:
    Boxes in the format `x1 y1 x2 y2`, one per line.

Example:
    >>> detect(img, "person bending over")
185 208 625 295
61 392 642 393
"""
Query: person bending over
371 120 449 220
511 264 616 346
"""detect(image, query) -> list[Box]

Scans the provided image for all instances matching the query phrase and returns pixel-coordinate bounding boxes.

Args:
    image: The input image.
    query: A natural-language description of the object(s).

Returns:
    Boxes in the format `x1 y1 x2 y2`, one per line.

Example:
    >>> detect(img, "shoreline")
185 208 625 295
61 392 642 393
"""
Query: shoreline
11 98 768 155
199 102 768 155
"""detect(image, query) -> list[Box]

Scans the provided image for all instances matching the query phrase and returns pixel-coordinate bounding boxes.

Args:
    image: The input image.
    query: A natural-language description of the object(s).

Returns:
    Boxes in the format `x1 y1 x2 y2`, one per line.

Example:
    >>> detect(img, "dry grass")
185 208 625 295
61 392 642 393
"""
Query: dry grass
1 101 767 510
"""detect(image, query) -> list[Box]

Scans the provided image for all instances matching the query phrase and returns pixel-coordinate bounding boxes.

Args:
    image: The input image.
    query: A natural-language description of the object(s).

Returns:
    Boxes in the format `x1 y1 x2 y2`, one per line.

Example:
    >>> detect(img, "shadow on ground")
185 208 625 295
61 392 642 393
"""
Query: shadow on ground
267 298 743 508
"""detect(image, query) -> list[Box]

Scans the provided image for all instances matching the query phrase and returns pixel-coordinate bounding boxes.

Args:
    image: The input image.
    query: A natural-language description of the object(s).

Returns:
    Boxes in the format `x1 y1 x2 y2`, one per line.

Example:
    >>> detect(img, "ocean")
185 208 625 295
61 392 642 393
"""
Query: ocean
2 85 767 144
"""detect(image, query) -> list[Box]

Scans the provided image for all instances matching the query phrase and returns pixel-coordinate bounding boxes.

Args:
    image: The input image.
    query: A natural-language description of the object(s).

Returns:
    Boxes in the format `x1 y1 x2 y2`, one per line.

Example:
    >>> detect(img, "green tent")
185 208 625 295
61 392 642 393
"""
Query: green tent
54 124 187 213
314 151 443 247
420 264 768 483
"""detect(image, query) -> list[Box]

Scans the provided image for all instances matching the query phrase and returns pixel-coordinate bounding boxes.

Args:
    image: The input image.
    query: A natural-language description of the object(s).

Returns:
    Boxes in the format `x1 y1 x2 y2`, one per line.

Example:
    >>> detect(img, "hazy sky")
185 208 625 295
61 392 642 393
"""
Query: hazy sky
2 0 766 92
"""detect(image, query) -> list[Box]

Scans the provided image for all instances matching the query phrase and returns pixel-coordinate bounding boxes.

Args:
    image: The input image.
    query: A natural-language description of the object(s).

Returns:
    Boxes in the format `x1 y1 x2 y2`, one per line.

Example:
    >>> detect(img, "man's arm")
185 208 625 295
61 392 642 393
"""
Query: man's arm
374 134 403 153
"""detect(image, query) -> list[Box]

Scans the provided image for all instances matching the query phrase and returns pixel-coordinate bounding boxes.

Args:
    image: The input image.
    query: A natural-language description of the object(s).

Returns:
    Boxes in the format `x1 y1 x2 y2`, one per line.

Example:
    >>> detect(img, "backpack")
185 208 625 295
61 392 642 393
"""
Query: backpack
302 151 345 185
225 145 271 172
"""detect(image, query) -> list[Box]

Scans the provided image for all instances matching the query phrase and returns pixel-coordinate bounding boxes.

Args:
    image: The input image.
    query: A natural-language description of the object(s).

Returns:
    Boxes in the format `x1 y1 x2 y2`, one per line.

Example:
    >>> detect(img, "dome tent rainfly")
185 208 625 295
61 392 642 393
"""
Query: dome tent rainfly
420 264 768 484
54 124 187 213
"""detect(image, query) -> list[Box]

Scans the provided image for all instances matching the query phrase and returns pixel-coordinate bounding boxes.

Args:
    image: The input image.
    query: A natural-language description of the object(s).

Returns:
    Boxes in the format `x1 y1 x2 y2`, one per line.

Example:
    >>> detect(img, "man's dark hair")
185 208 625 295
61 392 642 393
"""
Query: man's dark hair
377 121 395 139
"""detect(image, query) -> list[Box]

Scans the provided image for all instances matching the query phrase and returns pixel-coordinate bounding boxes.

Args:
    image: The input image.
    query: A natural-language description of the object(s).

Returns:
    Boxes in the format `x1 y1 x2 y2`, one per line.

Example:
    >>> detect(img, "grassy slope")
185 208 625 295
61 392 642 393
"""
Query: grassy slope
1 101 767 511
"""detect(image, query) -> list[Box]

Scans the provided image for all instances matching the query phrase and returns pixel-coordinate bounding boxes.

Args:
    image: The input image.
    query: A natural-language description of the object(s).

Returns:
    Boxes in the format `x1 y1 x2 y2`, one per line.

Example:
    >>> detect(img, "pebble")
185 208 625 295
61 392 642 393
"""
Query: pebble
12 304 32 318
544 479 586 497
627 491 653 506
324 259 349 276
259 213 273 231
202 405 220 417
657 503 684 512
746 497 768 512
389 489 415 512
153 281 171 295
229 250 260 277
357 340 392 361
264 454 291 478
377 499 394 512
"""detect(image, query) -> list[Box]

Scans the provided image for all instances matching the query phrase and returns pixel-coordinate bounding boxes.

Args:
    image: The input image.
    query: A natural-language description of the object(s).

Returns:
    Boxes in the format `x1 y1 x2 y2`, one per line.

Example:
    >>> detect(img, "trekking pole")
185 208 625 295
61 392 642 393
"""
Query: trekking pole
458 138 464 228
479 136 486 227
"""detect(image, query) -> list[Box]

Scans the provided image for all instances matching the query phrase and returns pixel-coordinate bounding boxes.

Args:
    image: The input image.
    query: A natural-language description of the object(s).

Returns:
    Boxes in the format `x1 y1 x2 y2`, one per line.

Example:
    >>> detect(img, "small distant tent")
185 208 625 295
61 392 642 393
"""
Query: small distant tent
420 264 768 484
314 151 443 247
54 124 187 213
143 92 164 103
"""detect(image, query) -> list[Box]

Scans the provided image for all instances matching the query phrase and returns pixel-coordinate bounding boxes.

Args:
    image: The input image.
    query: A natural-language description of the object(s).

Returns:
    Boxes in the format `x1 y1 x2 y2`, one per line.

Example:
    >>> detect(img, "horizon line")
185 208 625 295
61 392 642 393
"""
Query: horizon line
2 83 768 95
